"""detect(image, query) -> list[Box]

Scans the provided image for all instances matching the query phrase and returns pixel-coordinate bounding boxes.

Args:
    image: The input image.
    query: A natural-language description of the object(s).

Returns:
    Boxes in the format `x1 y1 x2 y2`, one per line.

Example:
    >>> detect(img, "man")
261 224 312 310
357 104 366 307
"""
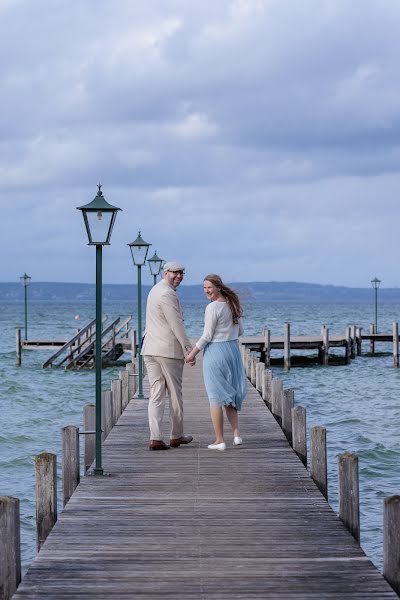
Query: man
142 262 194 450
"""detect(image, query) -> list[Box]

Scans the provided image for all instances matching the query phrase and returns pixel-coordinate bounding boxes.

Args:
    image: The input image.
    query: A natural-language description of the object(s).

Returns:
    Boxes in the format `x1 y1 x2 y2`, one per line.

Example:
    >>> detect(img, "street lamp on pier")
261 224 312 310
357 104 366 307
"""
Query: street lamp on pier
77 184 121 476
371 277 381 333
20 273 31 341
148 250 164 286
128 231 151 399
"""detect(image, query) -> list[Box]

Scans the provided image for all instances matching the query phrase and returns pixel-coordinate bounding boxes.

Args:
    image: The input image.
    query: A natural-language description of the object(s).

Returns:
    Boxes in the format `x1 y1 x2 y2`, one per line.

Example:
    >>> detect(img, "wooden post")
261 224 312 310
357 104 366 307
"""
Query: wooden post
120 370 129 410
245 349 251 378
356 327 362 356
310 426 328 500
384 495 400 595
250 355 256 386
16 328 22 366
282 389 294 443
83 404 95 473
111 379 122 425
369 323 375 354
284 323 290 371
102 390 113 441
0 496 21 599
271 378 283 425
35 452 57 552
322 327 329 365
62 425 80 507
264 329 271 367
131 328 137 357
338 453 360 542
292 406 307 467
350 325 356 359
255 362 264 393
345 326 352 364
262 369 273 410
393 322 399 368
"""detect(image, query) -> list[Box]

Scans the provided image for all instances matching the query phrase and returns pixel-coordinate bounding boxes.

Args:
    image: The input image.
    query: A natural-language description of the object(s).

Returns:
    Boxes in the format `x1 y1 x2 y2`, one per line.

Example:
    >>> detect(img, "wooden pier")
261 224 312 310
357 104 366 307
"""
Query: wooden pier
10 358 397 598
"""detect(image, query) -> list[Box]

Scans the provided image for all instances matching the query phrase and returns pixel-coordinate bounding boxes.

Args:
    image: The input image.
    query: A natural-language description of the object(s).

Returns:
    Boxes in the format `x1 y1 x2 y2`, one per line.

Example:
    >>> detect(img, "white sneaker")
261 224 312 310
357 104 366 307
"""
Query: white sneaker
208 442 226 451
233 436 242 446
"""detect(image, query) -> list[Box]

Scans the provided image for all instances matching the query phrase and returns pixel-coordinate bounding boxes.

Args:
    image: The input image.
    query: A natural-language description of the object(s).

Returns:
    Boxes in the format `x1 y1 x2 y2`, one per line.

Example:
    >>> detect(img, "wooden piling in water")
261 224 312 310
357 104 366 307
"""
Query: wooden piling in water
356 327 362 356
284 323 290 371
350 325 356 359
16 328 21 366
291 406 307 467
310 426 328 500
111 379 122 424
384 495 400 595
83 404 95 472
264 329 271 367
393 322 399 368
271 378 283 425
282 389 294 443
102 390 113 440
35 452 57 552
255 362 264 393
322 326 329 365
345 326 351 364
369 323 375 354
0 496 21 600
338 452 360 543
62 425 80 507
262 369 273 410
120 370 129 410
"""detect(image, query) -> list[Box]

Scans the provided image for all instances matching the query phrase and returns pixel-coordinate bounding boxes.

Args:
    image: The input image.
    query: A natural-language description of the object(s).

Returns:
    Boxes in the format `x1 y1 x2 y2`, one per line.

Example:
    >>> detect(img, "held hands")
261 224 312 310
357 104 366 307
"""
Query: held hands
185 350 196 366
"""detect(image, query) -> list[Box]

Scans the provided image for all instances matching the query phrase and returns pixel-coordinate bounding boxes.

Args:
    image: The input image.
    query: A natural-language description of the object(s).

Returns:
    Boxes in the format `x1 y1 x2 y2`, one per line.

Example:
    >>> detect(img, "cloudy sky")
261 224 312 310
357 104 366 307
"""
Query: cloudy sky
1 0 400 287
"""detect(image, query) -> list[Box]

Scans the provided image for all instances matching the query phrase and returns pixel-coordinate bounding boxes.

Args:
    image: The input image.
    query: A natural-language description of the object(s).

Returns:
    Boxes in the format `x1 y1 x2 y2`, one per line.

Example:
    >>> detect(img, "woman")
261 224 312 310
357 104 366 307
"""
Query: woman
185 274 247 451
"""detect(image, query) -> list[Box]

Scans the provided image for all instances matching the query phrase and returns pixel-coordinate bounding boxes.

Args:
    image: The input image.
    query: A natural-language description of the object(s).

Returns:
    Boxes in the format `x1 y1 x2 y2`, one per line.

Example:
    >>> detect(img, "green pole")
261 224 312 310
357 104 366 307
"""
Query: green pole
137 264 144 399
94 244 103 475
24 285 28 341
153 274 157 287
375 287 378 333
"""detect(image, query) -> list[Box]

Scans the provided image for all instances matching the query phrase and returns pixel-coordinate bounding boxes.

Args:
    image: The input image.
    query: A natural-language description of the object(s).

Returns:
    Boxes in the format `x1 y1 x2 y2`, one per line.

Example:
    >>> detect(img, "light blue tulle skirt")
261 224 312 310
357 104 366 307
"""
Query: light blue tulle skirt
203 340 247 410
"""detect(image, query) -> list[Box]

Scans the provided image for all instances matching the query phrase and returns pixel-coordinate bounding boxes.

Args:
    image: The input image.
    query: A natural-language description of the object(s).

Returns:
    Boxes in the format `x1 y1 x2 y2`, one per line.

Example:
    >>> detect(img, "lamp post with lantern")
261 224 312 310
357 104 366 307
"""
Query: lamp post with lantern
148 250 163 286
77 184 121 475
20 273 31 340
128 231 151 399
371 277 381 333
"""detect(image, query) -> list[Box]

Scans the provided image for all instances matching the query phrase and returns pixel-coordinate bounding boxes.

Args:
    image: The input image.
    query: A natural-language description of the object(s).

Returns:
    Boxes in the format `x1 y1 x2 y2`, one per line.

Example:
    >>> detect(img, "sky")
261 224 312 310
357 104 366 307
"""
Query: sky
1 0 400 287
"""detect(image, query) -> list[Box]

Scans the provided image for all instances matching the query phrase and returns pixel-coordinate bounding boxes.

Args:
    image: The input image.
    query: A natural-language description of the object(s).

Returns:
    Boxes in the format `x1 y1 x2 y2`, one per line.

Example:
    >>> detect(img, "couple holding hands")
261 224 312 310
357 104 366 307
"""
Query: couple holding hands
142 262 247 451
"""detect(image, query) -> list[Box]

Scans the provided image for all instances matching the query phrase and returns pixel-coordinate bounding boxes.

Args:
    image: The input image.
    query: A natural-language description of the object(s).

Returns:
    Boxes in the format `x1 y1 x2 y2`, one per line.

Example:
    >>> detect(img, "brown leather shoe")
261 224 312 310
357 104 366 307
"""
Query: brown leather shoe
169 435 194 448
149 440 170 451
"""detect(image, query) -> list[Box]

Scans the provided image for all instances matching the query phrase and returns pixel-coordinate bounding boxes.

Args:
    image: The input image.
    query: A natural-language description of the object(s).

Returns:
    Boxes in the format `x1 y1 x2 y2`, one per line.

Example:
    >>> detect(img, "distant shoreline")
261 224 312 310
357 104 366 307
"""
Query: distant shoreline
1 281 399 303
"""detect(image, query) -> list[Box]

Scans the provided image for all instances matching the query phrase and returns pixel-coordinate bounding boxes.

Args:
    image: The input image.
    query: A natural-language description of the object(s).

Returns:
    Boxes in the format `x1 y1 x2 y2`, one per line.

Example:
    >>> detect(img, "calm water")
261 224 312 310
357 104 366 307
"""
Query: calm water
1 299 400 573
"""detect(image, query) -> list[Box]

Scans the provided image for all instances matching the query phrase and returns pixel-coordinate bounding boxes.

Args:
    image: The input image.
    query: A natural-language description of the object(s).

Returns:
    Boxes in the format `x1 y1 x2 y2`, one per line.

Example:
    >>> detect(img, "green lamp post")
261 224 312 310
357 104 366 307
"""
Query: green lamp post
128 231 151 399
371 277 381 333
77 184 121 476
148 250 163 286
20 273 31 340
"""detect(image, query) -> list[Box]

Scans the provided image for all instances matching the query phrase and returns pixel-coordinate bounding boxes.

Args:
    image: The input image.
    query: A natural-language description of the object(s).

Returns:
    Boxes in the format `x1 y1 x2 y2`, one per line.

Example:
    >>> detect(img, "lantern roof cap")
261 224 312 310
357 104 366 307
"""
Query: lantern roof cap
77 184 121 212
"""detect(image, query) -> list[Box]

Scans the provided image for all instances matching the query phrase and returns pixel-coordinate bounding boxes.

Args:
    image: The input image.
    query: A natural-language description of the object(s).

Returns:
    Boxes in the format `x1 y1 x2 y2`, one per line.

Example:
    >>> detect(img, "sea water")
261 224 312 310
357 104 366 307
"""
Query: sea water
1 299 400 573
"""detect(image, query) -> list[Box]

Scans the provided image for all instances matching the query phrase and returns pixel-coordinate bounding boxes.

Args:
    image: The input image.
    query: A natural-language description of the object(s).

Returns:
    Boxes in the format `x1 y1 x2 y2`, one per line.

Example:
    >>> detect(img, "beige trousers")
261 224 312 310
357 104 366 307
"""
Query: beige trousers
144 356 184 441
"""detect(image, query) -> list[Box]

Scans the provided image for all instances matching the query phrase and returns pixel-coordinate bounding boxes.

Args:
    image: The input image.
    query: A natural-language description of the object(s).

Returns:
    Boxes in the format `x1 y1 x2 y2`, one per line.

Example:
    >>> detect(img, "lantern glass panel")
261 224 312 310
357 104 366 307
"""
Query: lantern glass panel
85 210 115 244
130 244 149 266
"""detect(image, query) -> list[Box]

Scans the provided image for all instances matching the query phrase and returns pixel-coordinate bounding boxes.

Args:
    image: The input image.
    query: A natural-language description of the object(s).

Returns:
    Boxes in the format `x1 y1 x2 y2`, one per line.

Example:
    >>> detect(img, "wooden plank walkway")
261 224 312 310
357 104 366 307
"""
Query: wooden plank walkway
13 358 396 599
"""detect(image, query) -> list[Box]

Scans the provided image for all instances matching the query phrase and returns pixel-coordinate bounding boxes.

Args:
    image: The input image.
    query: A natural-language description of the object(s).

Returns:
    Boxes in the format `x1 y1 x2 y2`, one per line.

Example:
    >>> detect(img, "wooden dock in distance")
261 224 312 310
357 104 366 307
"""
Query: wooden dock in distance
12 358 397 598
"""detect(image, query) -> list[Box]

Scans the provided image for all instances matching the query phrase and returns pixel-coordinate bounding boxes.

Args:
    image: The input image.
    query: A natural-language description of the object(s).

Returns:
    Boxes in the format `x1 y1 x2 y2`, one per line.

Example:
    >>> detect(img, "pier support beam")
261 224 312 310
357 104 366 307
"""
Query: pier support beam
282 389 294 443
83 404 96 473
345 327 351 364
292 406 307 467
255 362 264 393
369 323 375 354
35 452 57 552
0 496 21 600
393 322 399 368
338 453 360 543
322 326 329 365
263 329 271 367
62 425 80 507
284 323 290 371
310 426 328 500
384 495 400 595
16 328 22 366
271 378 283 426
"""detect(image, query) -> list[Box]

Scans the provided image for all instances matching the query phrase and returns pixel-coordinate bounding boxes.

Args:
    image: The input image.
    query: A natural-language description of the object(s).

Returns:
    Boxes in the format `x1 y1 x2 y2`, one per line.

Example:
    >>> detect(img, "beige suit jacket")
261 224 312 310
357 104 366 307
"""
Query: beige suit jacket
142 279 192 359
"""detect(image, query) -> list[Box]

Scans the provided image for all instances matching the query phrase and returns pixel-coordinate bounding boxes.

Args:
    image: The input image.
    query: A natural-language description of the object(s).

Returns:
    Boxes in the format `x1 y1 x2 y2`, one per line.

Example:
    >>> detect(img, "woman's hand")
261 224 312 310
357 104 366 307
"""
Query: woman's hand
185 349 197 365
